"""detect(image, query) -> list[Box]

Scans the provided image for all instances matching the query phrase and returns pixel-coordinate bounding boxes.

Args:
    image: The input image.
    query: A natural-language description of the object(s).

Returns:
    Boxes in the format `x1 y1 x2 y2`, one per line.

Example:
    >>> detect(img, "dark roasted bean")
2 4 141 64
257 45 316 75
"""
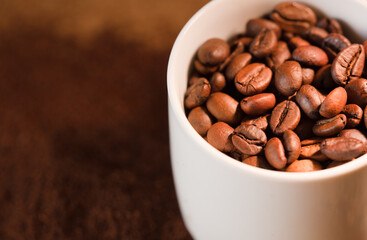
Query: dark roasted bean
246 18 282 39
188 106 213 136
232 124 267 155
270 100 301 135
249 28 278 58
342 104 363 128
185 77 211 109
282 130 301 164
319 87 347 118
296 84 325 119
265 137 287 169
345 78 367 108
198 38 230 65
210 72 226 92
207 122 234 152
322 33 351 61
265 41 291 69
235 63 272 95
300 138 329 161
292 45 328 67
338 129 367 143
275 61 302 96
320 137 365 161
225 53 252 81
240 93 276 115
316 17 343 34
302 68 315 85
312 114 347 137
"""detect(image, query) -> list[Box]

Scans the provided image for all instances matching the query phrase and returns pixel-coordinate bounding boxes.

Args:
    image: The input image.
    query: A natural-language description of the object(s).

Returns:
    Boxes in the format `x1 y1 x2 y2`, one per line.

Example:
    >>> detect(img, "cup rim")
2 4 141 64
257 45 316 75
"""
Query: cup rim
167 0 367 182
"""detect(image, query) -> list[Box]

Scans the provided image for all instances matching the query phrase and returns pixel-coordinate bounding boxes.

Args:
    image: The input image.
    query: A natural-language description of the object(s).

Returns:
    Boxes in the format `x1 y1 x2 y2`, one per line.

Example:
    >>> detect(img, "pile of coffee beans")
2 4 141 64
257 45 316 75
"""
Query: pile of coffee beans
184 1 367 172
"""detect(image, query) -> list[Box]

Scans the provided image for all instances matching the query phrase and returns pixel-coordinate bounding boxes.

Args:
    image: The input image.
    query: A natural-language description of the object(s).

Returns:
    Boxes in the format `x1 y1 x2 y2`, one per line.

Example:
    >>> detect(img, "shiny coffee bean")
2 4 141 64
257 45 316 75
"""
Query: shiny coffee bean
225 53 252 81
286 159 322 172
232 124 267 155
232 37 253 51
241 115 269 131
294 117 315 140
207 122 234 153
206 92 243 125
338 129 367 144
240 93 276 115
185 77 211 109
342 104 363 128
331 44 365 86
292 45 328 67
266 41 291 69
319 87 347 118
296 84 325 119
345 78 367 108
322 33 351 61
282 31 294 42
246 18 282 39
197 38 230 66
288 36 310 50
249 28 278 58
302 68 315 85
270 2 317 34
300 138 328 161
194 60 218 75
282 130 301 164
312 114 347 137
265 137 287 169
210 72 226 92
270 100 301 135
316 17 343 34
242 155 272 169
188 106 213 136
235 63 272 96
302 26 328 47
275 61 302 96
313 64 337 90
320 137 365 161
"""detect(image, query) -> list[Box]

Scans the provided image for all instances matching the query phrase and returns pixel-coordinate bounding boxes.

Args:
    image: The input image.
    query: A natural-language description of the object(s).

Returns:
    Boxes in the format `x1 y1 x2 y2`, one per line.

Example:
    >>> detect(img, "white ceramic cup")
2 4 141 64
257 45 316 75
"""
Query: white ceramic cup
167 0 367 239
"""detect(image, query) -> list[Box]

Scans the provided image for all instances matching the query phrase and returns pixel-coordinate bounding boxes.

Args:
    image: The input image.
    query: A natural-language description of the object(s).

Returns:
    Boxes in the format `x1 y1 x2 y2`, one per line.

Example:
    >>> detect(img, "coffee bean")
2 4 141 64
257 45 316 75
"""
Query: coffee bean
331 44 365 86
286 159 322 172
185 77 211 109
232 124 267 155
320 137 365 161
210 72 226 92
275 61 302 96
316 17 343 34
235 63 272 95
198 38 230 65
282 31 295 42
246 18 282 39
326 160 350 169
296 84 325 119
242 155 272 169
365 105 367 129
225 53 252 81
265 41 291 69
241 115 269 131
292 45 328 67
232 37 253 51
302 68 315 85
265 137 287 169
270 100 301 135
288 36 310 50
206 92 242 125
194 60 218 75
294 117 315 140
338 129 367 143
300 138 329 161
322 33 351 61
312 114 347 137
319 87 347 118
270 2 317 34
249 28 278 58
345 78 367 108
282 130 301 164
188 106 213 136
313 64 337 90
207 122 234 152
342 104 363 128
240 93 276 115
302 26 328 46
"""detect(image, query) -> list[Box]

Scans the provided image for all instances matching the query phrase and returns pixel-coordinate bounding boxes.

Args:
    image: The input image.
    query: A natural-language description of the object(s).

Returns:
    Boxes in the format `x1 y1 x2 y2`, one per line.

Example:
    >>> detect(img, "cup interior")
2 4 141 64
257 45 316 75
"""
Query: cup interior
167 0 367 180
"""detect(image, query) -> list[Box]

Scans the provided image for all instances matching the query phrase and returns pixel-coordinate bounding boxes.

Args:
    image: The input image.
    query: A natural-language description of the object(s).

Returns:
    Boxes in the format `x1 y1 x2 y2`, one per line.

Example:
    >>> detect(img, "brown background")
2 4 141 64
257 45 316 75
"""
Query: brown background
0 0 208 239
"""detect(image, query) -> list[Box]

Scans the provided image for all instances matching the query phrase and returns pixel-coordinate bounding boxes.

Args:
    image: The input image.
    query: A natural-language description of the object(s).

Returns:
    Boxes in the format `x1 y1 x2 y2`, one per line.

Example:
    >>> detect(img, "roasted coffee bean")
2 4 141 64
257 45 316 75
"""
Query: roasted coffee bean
188 106 213 136
270 2 317 34
286 159 322 172
319 87 347 118
242 155 272 169
296 84 325 119
316 17 343 34
241 115 269 131
198 38 230 65
288 36 310 50
207 122 234 152
331 44 365 86
313 64 337 90
294 117 315 140
194 59 218 75
265 137 287 169
282 31 295 42
185 77 211 109
338 129 367 143
225 53 252 81
235 63 272 95
282 130 301 164
292 45 328 67
206 92 242 125
345 78 367 108
219 39 246 72
320 137 365 161
302 68 314 85
232 37 253 51
322 33 351 61
275 61 302 96
265 41 291 69
232 124 267 155
249 28 278 58
270 100 301 135
246 18 282 39
342 104 363 128
240 93 276 115
302 26 328 46
300 138 328 161
210 72 226 92
312 114 347 137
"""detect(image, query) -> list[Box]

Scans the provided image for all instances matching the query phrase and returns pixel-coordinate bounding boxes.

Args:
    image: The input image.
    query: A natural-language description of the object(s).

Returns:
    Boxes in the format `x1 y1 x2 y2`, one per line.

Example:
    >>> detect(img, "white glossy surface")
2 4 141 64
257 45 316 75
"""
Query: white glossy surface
167 0 367 239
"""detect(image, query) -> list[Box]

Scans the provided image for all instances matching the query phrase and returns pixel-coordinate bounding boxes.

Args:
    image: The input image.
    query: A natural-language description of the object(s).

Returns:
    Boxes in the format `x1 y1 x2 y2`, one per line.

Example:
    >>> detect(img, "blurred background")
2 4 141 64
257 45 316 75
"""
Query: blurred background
0 0 208 239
